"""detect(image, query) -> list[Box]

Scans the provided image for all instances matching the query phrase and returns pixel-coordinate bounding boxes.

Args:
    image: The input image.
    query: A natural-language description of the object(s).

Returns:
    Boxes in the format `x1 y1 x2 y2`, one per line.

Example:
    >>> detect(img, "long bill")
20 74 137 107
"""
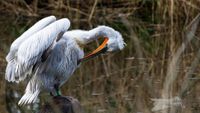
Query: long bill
79 37 109 62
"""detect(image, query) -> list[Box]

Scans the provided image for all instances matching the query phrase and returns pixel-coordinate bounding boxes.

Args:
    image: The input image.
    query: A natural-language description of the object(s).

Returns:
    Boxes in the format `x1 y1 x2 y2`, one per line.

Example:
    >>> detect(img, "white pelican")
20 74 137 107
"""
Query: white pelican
5 16 125 105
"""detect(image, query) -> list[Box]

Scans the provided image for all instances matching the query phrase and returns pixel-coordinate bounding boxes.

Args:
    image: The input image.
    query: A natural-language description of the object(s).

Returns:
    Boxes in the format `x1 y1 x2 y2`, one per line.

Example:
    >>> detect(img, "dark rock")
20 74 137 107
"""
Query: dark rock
38 96 83 113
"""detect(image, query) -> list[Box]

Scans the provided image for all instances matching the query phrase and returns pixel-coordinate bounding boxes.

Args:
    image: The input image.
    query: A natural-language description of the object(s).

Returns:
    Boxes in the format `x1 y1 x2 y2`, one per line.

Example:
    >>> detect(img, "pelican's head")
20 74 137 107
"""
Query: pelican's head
81 26 126 61
105 29 125 52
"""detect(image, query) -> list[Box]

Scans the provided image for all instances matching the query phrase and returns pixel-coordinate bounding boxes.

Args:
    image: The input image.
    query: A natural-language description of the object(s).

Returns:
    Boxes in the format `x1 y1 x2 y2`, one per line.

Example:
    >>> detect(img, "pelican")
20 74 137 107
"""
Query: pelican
5 16 125 105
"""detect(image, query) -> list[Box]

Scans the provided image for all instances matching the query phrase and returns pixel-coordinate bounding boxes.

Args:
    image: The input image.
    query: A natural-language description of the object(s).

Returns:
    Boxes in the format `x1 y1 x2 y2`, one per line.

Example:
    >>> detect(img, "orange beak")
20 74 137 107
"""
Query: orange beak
79 37 109 62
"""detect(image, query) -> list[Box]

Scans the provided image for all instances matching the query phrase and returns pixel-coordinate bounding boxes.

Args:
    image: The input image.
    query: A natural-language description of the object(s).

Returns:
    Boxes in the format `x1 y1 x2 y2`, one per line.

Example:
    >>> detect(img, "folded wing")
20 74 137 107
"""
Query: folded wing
6 16 56 62
5 17 70 82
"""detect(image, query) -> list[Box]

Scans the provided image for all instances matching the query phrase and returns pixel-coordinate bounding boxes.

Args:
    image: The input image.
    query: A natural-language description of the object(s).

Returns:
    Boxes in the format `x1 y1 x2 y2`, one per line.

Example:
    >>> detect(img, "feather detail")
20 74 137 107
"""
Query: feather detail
5 18 70 82
18 90 40 105
6 16 56 62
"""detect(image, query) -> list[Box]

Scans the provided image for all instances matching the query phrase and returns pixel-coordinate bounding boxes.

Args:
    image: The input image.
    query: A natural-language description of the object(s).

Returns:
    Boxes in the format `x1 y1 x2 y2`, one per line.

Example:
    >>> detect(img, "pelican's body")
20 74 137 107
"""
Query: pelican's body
20 37 83 105
5 16 125 105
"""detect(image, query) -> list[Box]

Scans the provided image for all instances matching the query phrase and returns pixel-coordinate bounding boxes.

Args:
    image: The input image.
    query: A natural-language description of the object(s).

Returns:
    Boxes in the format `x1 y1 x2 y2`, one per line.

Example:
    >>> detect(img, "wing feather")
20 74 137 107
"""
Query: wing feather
6 16 56 62
6 18 70 82
6 16 57 82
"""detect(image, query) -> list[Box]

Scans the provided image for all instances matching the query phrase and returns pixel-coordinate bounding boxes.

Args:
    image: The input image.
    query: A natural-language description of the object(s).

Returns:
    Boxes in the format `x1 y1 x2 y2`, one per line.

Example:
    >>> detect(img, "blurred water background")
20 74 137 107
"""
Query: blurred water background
0 0 200 113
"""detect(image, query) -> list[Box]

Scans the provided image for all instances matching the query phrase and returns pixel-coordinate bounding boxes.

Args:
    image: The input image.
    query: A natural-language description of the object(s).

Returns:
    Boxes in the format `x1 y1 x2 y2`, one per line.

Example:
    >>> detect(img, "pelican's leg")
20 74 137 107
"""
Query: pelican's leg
54 84 61 96
49 84 61 96
50 92 54 96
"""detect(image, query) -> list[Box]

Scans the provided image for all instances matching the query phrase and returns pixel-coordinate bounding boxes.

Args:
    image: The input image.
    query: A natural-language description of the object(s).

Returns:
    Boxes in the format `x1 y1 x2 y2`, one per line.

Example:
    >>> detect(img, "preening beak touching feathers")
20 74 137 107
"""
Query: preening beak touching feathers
5 16 125 105
65 25 126 62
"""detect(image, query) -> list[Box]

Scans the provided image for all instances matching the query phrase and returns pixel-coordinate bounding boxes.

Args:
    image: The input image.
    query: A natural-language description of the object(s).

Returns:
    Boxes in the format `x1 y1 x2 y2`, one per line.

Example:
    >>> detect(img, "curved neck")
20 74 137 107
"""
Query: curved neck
85 26 108 43
64 26 112 45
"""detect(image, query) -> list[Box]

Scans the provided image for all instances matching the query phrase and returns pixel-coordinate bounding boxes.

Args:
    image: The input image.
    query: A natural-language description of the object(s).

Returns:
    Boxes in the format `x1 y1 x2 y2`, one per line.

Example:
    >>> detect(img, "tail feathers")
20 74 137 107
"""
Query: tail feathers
18 90 40 106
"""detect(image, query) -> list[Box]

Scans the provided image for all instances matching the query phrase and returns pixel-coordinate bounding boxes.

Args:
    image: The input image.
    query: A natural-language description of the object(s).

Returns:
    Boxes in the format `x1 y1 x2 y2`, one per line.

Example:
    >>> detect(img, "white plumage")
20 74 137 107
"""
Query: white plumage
5 16 125 105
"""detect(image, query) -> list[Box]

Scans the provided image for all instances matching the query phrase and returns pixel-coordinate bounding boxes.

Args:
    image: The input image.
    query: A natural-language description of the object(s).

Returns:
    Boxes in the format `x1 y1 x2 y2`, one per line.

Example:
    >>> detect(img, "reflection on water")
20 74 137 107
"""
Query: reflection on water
0 13 200 113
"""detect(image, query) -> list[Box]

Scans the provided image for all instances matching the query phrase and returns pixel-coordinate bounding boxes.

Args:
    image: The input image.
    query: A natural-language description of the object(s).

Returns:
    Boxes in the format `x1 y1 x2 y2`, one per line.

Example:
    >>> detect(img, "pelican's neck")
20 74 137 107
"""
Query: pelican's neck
85 26 109 43
65 26 113 46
